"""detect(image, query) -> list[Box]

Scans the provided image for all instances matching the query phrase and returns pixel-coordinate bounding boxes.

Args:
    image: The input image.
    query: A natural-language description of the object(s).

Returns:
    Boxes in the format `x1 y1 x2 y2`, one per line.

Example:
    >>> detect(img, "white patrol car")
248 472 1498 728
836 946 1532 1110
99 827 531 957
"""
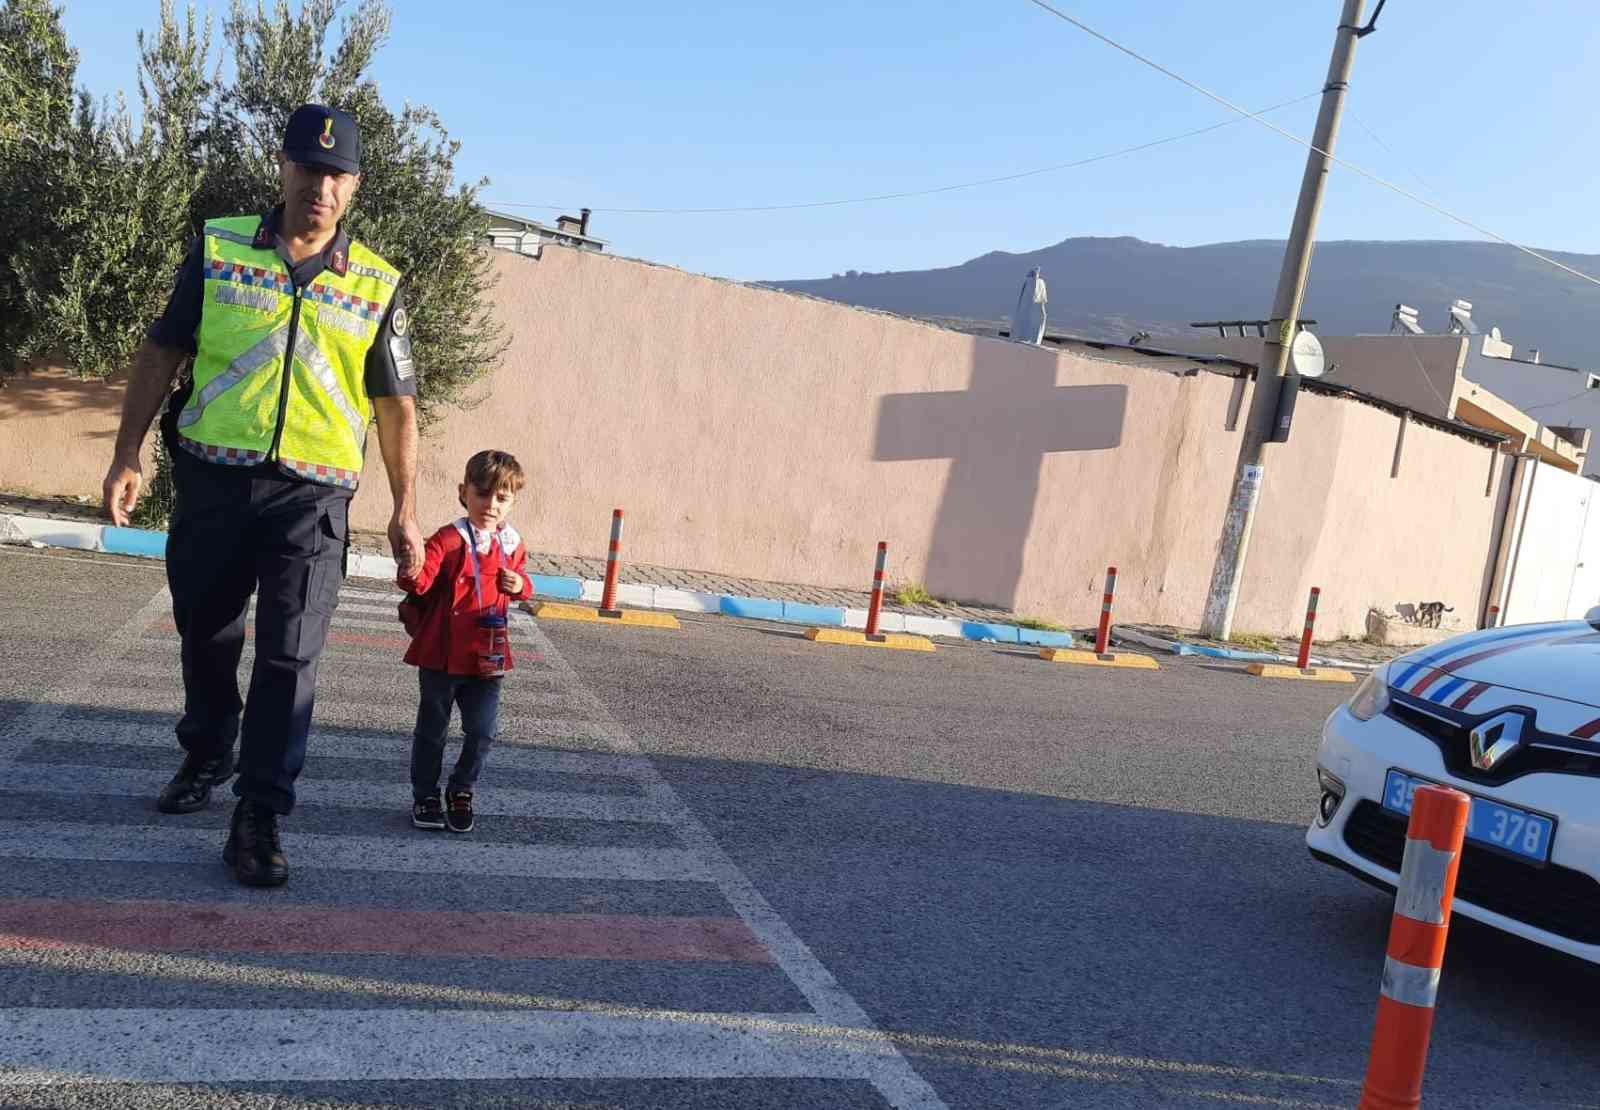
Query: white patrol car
1308 611 1600 965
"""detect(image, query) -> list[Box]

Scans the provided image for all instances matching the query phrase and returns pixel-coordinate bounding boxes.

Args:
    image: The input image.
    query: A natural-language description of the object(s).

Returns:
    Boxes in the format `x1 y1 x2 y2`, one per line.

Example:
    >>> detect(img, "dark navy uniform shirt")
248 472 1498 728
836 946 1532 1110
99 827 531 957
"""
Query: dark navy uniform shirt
148 205 416 400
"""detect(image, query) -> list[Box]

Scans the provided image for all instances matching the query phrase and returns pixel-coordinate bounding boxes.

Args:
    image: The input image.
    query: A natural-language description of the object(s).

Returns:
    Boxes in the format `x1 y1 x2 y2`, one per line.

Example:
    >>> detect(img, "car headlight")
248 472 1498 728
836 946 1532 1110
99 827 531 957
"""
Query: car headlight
1347 662 1392 721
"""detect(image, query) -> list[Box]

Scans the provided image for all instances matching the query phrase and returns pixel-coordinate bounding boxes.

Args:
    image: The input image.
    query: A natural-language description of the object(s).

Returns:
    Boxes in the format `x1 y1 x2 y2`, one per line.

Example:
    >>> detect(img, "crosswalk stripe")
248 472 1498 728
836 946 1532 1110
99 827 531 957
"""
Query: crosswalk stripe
1 1008 898 1084
5 765 671 823
0 898 771 963
91 672 576 710
2 823 711 882
27 720 650 777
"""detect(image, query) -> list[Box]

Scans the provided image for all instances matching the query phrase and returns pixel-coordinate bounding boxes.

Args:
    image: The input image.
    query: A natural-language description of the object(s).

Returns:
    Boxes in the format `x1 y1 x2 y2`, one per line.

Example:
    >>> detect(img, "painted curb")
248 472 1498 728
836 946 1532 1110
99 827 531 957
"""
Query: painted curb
1112 625 1374 672
0 514 105 552
102 526 167 559
4 512 1075 648
529 574 584 601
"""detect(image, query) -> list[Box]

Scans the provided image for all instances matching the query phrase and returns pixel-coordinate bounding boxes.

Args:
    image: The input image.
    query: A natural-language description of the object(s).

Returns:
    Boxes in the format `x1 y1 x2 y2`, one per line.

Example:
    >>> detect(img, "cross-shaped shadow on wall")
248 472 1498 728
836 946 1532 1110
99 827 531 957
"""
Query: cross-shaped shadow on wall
874 341 1128 609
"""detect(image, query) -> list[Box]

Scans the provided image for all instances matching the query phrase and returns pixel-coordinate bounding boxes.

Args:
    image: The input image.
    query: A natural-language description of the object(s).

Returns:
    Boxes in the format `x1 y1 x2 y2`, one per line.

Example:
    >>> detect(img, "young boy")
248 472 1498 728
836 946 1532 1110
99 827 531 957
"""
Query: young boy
398 450 531 833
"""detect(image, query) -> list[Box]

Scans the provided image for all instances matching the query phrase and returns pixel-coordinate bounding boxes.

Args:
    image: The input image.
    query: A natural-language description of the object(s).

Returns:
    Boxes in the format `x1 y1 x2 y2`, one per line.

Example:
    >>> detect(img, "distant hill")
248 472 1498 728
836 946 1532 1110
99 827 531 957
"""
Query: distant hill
763 237 1600 368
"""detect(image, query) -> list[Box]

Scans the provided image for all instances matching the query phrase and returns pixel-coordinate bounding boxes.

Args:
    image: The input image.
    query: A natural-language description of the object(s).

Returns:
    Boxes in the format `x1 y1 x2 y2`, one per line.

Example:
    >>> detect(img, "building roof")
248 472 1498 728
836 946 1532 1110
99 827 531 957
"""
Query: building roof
484 208 607 249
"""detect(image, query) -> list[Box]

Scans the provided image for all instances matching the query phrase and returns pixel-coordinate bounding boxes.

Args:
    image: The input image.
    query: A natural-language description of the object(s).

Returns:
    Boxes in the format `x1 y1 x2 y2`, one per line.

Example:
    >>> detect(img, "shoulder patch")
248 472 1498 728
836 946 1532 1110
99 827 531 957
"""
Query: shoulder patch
390 334 415 380
390 306 408 337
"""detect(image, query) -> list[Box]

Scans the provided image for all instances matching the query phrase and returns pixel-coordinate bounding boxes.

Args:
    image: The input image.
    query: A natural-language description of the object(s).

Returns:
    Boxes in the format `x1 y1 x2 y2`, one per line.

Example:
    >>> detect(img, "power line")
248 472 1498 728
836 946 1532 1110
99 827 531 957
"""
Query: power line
485 92 1320 216
1344 106 1439 198
1021 0 1600 289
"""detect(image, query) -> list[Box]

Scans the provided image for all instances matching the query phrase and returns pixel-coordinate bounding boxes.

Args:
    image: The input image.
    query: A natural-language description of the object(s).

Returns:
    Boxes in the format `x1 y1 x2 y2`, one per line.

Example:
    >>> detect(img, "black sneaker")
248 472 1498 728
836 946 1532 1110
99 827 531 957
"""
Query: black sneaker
157 749 236 814
412 794 446 830
445 788 474 833
222 799 288 887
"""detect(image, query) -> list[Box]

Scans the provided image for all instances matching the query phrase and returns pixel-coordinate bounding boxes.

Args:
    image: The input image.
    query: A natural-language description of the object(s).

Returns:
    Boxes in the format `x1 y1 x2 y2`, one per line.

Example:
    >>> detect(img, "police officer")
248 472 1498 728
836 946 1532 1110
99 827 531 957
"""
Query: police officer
102 104 424 887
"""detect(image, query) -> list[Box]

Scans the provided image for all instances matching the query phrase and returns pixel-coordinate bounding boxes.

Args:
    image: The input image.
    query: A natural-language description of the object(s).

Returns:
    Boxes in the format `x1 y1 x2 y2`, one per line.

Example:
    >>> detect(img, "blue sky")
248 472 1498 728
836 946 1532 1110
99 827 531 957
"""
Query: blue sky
59 0 1600 282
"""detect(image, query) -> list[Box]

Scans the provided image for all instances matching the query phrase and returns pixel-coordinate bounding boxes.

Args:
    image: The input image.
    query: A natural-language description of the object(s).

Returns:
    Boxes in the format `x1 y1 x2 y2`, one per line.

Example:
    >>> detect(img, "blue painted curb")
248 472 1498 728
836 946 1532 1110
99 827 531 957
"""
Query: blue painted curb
780 601 846 627
959 621 1021 645
529 574 584 601
101 525 166 559
1173 643 1279 662
720 595 785 621
1017 628 1075 648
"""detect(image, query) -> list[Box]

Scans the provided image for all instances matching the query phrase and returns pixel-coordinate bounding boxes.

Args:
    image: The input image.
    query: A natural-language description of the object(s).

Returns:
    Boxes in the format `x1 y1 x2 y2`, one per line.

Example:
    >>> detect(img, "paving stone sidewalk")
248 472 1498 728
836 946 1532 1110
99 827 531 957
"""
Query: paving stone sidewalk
0 492 1014 622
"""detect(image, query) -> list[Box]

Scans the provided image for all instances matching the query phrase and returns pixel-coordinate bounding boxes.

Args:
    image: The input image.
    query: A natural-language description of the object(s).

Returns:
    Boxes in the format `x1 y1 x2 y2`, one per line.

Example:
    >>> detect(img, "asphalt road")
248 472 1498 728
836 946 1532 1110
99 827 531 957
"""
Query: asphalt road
2 543 1598 1109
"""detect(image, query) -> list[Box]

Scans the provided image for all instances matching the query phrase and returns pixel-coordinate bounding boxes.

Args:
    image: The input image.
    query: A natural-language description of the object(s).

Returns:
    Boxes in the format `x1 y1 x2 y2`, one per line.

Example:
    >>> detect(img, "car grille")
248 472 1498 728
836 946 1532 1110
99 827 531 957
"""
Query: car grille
1386 696 1600 785
1343 801 1600 946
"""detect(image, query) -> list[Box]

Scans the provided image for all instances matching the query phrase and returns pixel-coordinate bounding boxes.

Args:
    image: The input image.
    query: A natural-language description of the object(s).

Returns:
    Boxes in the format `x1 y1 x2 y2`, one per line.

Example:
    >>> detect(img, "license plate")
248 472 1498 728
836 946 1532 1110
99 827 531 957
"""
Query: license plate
1382 769 1555 864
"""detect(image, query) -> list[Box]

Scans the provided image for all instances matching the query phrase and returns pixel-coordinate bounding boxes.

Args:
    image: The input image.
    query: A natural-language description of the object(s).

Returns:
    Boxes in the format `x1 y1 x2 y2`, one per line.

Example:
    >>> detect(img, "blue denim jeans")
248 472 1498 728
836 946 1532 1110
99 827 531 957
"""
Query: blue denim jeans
411 668 501 800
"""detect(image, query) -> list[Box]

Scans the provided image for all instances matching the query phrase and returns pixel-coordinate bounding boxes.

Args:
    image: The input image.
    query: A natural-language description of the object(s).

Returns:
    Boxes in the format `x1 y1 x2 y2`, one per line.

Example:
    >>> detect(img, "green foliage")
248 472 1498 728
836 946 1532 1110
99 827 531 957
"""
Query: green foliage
1014 616 1067 632
893 582 934 607
0 0 503 426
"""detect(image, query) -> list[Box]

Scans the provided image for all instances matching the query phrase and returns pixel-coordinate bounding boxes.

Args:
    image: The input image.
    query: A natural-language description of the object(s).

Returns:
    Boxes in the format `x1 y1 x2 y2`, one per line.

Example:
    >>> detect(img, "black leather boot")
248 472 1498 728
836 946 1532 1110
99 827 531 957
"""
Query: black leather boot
222 799 289 887
157 749 236 814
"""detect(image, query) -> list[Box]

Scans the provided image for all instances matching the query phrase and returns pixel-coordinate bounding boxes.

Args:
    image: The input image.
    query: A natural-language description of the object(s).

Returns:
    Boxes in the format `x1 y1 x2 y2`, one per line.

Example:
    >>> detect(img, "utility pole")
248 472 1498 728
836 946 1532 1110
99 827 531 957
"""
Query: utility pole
1199 0 1374 640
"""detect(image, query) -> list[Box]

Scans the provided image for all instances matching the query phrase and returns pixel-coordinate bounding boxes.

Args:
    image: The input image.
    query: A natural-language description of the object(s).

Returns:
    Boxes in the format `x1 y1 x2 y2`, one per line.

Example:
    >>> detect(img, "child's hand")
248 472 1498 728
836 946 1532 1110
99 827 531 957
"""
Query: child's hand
498 568 523 595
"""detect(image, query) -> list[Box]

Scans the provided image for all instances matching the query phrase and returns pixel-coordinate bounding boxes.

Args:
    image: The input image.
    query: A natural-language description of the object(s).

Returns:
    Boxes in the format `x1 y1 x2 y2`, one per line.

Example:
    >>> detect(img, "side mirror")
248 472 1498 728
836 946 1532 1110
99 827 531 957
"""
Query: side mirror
1587 605 1600 631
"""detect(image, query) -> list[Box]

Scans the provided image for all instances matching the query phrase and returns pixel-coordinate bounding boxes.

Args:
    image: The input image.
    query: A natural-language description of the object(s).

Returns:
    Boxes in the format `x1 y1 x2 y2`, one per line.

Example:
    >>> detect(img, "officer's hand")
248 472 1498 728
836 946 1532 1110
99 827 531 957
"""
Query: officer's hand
102 459 143 527
389 513 424 578
497 568 523 596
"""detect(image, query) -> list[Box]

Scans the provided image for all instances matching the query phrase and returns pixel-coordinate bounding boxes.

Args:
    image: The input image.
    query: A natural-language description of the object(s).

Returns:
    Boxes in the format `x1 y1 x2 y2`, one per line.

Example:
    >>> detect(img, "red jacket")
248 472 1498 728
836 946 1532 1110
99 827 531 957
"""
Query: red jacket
398 520 531 675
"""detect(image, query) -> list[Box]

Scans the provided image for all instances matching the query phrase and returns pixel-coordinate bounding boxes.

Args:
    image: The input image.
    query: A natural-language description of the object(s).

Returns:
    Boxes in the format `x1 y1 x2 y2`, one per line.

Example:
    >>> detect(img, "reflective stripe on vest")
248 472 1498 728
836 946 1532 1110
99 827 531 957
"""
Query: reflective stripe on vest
177 215 400 489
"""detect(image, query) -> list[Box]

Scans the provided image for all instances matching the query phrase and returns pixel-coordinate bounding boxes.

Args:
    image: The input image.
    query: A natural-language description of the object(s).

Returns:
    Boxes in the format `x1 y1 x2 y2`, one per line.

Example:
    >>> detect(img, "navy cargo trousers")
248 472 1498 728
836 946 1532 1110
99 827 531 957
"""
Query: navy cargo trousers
164 446 350 815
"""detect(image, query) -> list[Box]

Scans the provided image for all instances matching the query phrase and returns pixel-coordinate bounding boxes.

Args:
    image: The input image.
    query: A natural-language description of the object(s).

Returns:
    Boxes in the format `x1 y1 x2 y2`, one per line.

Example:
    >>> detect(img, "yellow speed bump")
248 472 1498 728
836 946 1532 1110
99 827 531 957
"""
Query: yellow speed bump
533 602 681 630
1246 662 1356 683
805 628 935 652
1038 648 1159 669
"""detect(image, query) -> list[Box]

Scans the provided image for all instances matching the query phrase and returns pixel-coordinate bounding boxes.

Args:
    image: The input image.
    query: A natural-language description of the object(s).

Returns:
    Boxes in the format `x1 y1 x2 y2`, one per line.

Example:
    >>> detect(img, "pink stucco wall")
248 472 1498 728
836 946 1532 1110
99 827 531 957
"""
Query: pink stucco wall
2 246 1505 638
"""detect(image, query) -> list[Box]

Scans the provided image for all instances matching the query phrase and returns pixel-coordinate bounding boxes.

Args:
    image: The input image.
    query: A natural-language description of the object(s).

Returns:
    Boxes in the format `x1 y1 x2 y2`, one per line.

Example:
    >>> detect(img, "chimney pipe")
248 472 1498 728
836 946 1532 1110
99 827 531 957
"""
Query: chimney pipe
1529 348 1541 364
580 207 591 237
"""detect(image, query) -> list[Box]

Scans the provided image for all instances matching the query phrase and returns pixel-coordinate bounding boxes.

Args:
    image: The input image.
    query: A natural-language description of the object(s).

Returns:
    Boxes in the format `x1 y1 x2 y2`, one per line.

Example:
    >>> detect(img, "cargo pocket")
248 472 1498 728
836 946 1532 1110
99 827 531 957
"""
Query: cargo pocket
304 502 349 618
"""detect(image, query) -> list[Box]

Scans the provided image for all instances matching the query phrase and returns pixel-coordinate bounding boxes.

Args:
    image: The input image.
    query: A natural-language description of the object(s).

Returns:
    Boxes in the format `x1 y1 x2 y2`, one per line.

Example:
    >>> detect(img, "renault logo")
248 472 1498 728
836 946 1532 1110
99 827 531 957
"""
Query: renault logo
1469 712 1525 771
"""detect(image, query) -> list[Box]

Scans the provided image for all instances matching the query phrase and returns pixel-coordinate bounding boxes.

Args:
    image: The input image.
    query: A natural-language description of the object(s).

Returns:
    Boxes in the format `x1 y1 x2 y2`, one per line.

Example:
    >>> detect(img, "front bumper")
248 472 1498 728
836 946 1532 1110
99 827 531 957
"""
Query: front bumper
1307 704 1600 966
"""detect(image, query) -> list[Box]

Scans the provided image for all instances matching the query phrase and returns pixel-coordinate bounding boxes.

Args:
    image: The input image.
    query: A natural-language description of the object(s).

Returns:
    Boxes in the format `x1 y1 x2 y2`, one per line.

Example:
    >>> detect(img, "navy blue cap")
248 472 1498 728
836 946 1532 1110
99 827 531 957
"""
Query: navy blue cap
282 104 361 174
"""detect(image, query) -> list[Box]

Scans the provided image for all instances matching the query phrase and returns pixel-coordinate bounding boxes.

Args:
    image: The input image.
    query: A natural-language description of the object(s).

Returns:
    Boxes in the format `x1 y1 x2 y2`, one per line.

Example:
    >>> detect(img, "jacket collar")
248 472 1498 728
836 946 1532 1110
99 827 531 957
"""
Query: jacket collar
253 204 351 276
453 518 521 555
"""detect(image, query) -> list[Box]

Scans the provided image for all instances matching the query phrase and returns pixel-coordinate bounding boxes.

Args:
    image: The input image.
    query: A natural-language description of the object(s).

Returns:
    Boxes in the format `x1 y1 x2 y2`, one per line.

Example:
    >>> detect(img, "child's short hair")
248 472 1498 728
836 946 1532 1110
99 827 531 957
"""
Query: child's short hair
462 450 526 499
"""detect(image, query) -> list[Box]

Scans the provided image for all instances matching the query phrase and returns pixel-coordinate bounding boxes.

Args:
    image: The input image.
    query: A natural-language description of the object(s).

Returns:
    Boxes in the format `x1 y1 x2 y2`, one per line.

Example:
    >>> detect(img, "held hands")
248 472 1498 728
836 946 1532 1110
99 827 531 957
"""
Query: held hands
389 512 424 579
497 568 524 596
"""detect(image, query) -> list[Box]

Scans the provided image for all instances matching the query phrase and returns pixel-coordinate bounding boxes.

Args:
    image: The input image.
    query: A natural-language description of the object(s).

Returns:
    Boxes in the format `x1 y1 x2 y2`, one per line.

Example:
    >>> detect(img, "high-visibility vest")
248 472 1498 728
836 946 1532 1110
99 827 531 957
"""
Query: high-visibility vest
175 214 401 490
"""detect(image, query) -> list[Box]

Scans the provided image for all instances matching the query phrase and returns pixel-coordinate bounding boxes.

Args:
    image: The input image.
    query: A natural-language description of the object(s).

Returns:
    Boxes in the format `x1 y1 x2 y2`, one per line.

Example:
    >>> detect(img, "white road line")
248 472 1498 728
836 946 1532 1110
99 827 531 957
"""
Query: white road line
1 1008 907 1085
25 719 651 777
510 611 948 1109
78 670 576 710
0 586 172 767
5 765 672 823
0 823 709 882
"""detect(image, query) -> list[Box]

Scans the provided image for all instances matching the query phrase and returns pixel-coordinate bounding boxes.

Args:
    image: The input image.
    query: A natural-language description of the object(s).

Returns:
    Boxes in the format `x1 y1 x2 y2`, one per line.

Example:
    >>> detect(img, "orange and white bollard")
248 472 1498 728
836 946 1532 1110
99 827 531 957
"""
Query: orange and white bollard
533 505 679 629
1037 564 1157 669
865 541 888 641
1245 586 1354 683
804 540 934 651
598 508 624 618
1094 566 1117 655
1357 784 1470 1110
1296 587 1321 670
